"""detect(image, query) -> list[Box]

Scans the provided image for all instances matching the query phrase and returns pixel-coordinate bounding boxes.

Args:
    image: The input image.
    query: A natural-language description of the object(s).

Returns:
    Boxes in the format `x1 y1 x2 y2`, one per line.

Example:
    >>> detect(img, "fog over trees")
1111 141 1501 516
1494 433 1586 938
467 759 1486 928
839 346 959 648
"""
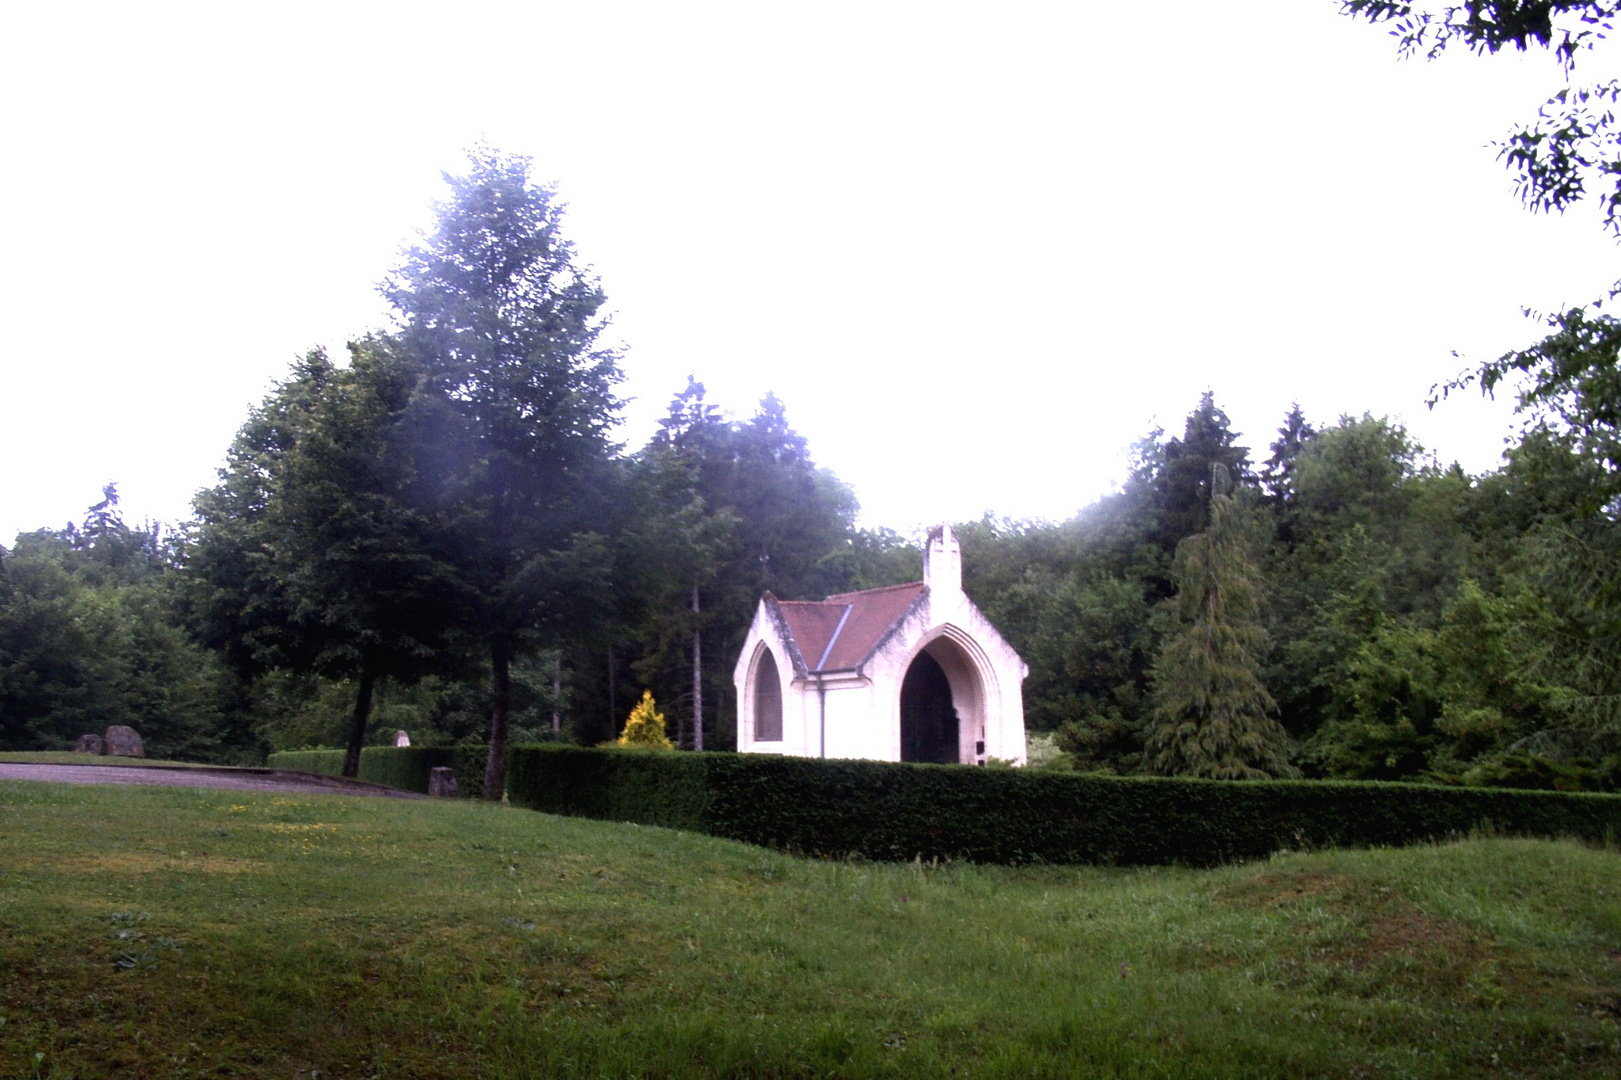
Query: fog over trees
6 48 1621 793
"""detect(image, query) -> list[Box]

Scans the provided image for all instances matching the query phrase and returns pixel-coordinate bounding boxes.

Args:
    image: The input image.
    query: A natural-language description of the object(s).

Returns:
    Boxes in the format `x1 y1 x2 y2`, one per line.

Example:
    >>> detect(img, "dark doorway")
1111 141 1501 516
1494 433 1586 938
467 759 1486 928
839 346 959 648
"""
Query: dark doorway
900 651 960 764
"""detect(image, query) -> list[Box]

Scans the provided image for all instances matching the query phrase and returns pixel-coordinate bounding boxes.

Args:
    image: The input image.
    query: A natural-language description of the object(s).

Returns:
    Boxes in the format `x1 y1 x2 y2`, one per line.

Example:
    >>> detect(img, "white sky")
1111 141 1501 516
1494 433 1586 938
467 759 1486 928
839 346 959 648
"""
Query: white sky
2 1 1617 545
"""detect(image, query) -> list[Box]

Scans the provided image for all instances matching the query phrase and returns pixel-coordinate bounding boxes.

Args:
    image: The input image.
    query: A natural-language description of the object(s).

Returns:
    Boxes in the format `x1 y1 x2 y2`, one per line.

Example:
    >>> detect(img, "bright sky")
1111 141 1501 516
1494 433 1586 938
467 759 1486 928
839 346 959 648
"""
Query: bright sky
2 2 1617 545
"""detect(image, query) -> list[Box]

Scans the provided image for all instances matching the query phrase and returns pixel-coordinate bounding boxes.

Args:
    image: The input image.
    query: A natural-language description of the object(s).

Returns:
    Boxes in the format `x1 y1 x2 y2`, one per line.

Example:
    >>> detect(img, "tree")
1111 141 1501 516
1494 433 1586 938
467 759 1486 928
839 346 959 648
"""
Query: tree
188 343 467 775
1260 403 1317 545
1145 466 1297 779
1343 2 1621 233
1141 392 1255 587
625 381 860 751
383 145 622 798
638 377 738 752
1 492 234 758
617 690 673 749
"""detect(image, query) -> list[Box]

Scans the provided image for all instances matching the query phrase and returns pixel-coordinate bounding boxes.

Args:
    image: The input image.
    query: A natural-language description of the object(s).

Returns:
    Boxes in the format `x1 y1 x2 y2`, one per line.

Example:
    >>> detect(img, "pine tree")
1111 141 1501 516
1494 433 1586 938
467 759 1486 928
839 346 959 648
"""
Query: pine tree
618 690 673 750
1145 465 1297 779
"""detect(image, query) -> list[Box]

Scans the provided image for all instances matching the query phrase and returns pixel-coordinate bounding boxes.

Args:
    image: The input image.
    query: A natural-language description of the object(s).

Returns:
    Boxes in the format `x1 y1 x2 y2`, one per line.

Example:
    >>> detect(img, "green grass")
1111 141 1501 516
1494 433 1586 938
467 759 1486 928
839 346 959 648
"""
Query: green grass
1 782 1618 1079
0 752 237 769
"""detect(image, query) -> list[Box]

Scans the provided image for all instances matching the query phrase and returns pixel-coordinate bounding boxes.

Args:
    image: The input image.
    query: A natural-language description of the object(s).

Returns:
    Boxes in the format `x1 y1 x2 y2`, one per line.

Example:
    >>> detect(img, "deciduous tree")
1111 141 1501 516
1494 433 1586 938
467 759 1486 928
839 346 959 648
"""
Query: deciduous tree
383 146 621 797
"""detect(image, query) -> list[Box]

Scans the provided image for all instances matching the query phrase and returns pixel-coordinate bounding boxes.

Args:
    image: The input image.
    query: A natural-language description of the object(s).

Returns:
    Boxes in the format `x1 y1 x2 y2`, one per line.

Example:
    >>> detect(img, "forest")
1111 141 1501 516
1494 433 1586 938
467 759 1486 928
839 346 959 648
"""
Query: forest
3 129 1620 792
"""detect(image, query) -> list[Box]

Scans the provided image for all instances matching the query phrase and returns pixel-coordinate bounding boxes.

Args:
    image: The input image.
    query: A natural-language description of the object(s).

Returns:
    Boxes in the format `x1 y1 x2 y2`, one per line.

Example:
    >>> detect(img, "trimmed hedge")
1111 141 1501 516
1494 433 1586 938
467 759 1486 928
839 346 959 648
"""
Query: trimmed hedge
268 747 465 794
507 745 1621 866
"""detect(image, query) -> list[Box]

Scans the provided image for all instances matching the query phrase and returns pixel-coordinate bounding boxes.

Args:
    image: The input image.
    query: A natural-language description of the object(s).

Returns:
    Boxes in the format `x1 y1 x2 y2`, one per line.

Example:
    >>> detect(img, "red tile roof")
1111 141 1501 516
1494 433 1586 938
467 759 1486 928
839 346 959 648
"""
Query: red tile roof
768 581 926 674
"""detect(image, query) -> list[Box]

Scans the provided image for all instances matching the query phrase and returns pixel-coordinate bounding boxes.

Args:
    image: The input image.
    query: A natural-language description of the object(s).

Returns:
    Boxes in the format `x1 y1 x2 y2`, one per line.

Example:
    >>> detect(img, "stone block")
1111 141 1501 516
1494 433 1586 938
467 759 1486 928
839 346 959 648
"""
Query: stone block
75 733 106 754
104 725 145 758
428 766 458 798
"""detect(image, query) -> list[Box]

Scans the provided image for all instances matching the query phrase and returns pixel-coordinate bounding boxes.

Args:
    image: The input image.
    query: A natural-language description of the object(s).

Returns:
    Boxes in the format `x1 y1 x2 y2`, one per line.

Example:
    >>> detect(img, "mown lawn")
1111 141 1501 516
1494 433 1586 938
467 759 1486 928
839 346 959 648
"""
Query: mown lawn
0 753 234 769
1 779 1618 1079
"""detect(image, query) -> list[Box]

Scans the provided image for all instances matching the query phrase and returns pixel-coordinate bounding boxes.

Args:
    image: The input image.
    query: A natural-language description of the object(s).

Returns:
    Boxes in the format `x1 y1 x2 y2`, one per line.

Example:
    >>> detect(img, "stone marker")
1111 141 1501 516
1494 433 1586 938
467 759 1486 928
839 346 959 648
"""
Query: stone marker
394 729 411 747
428 766 458 798
75 733 106 754
104 725 145 758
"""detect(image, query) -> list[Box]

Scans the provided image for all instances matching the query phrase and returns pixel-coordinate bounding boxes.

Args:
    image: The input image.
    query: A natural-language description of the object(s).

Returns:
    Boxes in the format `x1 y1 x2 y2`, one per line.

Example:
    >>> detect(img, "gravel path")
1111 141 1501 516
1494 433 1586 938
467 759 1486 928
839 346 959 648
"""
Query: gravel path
0 762 424 798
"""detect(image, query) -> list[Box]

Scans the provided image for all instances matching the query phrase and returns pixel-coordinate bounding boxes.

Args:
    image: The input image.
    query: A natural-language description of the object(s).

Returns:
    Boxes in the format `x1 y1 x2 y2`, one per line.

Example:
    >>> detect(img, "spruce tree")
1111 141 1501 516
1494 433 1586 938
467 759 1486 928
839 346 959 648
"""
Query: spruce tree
1145 465 1297 779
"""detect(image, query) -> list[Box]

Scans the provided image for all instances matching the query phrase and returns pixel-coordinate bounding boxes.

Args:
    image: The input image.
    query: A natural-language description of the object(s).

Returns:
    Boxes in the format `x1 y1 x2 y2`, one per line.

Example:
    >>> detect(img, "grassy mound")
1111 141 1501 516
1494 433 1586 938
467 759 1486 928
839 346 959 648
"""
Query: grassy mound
1 779 1618 1078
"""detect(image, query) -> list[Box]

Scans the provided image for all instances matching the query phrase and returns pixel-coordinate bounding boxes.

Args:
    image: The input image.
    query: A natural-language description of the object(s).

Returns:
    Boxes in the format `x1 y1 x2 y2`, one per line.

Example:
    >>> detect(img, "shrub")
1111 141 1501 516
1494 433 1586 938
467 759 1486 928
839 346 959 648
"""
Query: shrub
267 747 454 794
617 691 673 750
506 745 1621 866
453 736 489 799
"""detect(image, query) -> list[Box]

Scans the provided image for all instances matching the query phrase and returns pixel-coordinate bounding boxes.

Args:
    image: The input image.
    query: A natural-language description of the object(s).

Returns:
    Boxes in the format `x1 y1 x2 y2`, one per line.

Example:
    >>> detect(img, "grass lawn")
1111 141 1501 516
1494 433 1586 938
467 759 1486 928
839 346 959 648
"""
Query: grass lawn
1 780 1618 1079
0 753 240 769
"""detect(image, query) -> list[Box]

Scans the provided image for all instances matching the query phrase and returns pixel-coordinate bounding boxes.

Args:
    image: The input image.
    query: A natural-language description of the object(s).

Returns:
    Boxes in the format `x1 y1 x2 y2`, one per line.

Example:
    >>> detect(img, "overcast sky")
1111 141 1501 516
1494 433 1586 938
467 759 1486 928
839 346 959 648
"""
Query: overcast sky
2 1 1617 546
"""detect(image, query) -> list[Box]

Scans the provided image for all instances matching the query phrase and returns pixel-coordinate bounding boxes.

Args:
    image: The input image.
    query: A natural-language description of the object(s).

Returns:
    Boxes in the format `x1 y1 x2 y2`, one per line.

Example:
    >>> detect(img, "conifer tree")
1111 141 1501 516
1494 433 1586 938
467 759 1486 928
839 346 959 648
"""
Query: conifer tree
1146 465 1297 779
618 690 673 750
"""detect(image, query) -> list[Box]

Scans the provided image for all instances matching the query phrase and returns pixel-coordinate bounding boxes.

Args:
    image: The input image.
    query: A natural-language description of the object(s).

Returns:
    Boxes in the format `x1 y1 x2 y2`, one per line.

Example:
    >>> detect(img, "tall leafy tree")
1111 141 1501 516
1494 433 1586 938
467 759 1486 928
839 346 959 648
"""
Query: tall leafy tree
188 343 467 775
383 146 622 796
1145 466 1296 779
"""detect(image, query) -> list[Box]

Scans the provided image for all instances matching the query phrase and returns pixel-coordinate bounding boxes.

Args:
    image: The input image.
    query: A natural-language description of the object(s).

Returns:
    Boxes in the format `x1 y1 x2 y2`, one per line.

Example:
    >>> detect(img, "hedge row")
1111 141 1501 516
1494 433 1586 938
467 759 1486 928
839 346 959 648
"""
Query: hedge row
507 745 1621 866
268 746 487 795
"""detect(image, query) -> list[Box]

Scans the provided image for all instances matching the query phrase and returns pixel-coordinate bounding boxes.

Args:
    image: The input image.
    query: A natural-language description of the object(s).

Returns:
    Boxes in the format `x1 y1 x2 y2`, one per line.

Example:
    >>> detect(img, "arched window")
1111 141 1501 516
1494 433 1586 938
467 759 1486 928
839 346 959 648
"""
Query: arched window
754 650 782 742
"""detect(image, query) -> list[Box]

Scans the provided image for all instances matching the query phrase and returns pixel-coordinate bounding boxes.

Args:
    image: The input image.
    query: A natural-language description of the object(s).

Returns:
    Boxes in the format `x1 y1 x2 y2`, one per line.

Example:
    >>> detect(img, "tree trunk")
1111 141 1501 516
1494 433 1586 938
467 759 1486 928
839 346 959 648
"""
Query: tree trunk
343 667 377 778
551 652 562 736
483 639 511 800
692 582 704 753
607 646 617 735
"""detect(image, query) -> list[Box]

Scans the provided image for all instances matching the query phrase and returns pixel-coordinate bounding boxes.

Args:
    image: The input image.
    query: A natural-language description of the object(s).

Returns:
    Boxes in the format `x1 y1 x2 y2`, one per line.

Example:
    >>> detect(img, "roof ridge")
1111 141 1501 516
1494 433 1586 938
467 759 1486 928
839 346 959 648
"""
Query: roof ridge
822 580 924 602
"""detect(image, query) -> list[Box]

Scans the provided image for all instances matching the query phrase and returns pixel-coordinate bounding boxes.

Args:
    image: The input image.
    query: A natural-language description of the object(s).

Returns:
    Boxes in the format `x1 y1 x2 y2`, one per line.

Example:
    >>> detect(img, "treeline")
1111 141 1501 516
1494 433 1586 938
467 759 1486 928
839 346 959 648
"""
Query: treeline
961 396 1621 789
2 147 1619 791
0 148 918 784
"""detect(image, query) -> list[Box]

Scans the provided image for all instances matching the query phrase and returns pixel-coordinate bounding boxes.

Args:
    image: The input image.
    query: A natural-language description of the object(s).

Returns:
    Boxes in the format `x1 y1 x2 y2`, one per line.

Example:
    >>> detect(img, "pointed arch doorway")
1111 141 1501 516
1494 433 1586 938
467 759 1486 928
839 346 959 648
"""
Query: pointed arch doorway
899 635 986 765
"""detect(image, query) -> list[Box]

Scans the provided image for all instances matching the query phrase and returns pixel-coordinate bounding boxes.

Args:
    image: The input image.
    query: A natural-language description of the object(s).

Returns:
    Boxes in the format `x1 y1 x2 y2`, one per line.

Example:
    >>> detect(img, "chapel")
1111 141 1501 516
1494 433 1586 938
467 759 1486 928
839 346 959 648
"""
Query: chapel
732 525 1028 764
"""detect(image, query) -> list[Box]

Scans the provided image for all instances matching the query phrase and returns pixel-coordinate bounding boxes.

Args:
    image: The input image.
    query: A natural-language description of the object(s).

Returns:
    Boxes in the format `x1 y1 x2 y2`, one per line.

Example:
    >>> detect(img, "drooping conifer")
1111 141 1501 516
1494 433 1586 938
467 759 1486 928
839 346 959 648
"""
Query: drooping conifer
1145 465 1297 779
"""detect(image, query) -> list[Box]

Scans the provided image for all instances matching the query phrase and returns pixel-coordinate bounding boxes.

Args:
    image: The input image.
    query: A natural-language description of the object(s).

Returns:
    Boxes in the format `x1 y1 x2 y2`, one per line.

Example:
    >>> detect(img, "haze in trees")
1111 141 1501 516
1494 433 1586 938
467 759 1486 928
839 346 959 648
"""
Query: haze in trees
187 343 469 776
383 145 623 799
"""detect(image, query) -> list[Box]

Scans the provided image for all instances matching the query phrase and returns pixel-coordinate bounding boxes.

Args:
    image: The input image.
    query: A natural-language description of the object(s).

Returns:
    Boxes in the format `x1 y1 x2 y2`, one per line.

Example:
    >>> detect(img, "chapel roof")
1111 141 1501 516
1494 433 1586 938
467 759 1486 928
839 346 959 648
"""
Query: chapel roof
766 581 926 675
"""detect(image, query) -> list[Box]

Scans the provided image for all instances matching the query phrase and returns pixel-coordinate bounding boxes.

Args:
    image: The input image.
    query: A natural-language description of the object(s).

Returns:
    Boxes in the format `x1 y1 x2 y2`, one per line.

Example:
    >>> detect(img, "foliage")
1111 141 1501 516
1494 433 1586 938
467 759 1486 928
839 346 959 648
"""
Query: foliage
266 746 461 794
0 492 240 760
186 342 468 775
508 744 1621 866
383 145 623 798
1146 470 1296 779
616 690 674 750
1342 2 1621 230
625 379 873 751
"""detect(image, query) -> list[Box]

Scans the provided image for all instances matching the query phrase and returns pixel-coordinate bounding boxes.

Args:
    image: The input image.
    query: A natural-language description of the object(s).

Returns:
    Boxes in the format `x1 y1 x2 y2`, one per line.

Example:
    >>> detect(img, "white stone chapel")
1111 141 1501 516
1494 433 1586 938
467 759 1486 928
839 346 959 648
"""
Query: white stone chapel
732 525 1028 765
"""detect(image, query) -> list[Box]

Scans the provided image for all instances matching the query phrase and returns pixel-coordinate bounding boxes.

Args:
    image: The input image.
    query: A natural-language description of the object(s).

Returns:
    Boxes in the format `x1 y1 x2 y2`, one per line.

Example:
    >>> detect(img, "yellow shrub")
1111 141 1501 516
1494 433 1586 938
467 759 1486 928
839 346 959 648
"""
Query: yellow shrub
618 690 674 750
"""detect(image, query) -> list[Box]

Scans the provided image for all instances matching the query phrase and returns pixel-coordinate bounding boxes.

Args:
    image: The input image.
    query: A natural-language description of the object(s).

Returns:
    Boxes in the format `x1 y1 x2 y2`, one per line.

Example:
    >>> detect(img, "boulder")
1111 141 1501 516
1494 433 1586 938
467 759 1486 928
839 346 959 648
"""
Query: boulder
104 725 145 758
75 733 106 755
428 766 458 798
393 729 411 747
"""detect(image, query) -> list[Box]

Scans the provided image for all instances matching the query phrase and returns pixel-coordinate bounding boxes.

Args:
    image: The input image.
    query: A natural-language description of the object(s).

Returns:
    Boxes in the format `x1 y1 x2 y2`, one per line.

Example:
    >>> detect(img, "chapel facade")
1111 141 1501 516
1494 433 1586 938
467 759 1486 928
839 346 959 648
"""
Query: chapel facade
731 525 1028 765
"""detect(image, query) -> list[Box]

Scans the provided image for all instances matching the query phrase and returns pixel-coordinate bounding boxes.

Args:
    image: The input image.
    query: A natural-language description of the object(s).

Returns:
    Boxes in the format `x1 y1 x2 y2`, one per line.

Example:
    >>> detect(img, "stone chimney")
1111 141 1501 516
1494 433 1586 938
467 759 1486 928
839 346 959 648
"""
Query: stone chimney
923 524 962 595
